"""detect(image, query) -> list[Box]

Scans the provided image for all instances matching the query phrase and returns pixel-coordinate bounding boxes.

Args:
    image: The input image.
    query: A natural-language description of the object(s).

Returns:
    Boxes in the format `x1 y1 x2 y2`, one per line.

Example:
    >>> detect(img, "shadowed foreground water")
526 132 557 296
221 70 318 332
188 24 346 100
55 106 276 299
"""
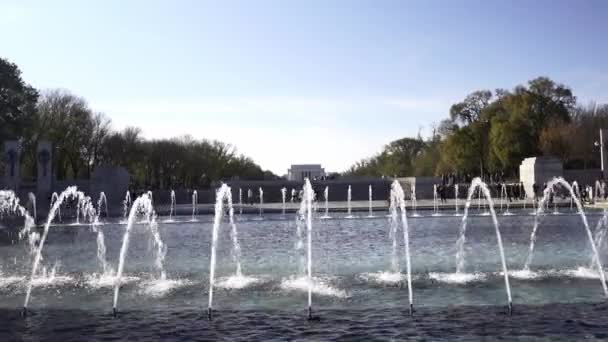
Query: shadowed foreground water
3 304 608 341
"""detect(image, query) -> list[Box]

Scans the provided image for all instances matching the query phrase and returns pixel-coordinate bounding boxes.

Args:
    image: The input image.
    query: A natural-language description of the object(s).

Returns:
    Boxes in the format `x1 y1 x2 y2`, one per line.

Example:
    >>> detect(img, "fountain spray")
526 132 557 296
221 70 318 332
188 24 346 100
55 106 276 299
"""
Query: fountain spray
523 177 608 298
390 180 414 315
455 178 513 314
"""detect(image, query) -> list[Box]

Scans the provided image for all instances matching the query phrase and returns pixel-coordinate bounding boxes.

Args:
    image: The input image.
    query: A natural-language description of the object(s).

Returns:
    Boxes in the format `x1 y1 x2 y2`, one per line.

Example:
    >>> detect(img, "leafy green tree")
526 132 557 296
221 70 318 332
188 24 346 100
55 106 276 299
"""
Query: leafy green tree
0 58 38 142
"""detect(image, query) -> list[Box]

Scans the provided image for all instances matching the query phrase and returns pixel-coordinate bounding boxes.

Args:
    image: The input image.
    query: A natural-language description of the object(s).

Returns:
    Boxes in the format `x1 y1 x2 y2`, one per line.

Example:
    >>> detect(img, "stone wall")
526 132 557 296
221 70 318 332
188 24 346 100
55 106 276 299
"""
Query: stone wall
222 178 393 203
519 157 563 198
399 177 442 199
563 169 603 188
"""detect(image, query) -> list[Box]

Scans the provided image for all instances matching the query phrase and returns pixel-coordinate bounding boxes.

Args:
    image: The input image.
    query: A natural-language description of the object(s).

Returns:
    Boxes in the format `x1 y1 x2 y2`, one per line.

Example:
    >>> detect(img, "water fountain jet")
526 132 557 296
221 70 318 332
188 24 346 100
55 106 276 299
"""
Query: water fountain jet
258 187 264 217
23 186 83 313
321 186 330 219
27 192 36 223
113 193 165 314
50 192 61 222
432 184 439 216
367 185 374 218
98 192 108 218
281 187 287 216
522 177 608 297
192 190 198 221
389 180 413 315
454 184 460 216
345 185 353 219
168 190 176 221
123 191 131 220
207 184 248 319
454 177 513 311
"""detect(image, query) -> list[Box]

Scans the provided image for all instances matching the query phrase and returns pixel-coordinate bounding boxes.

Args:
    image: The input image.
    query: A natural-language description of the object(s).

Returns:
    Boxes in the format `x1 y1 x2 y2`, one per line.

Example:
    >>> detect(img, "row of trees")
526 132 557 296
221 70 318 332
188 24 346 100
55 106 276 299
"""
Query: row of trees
0 57 275 189
346 77 608 178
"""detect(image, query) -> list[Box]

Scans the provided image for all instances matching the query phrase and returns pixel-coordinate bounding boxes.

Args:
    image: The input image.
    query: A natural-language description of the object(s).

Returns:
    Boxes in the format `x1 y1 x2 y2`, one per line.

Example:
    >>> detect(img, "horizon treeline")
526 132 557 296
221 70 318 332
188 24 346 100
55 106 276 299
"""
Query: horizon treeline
0 57 277 189
346 77 608 179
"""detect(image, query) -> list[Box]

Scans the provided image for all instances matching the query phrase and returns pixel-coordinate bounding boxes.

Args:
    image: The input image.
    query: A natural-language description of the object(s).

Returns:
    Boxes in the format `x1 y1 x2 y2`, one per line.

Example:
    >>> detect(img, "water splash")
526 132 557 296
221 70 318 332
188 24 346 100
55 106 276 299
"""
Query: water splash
281 187 287 216
98 192 109 218
113 193 165 313
227 190 243 277
571 181 580 212
321 186 330 219
390 180 413 314
454 177 512 309
169 190 176 221
207 184 248 318
50 192 61 222
551 187 559 215
367 185 374 218
123 190 131 220
27 192 37 223
433 184 439 216
522 177 608 297
345 185 353 219
258 187 264 217
239 188 243 215
24 186 83 310
596 180 604 201
302 179 315 317
454 184 460 216
500 184 511 215
410 183 419 217
86 198 113 276
192 190 198 221
1 190 36 251
590 209 608 269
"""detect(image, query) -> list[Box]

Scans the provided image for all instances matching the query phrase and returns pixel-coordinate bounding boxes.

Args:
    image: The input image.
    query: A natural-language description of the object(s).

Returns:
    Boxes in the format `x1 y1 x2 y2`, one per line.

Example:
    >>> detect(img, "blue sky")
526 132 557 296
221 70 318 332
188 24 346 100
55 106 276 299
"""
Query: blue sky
1 0 607 174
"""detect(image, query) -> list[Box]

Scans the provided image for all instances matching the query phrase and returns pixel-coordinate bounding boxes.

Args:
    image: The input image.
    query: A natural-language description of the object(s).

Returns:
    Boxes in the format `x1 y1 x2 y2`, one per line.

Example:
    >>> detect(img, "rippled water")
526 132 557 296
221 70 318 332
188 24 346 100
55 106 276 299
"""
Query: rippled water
2 209 608 340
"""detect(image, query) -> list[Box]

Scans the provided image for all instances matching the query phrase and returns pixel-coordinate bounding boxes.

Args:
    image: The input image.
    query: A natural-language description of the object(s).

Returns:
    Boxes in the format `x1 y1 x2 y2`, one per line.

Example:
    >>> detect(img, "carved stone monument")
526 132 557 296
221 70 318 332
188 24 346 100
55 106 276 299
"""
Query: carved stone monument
36 141 53 196
3 141 21 191
519 156 563 198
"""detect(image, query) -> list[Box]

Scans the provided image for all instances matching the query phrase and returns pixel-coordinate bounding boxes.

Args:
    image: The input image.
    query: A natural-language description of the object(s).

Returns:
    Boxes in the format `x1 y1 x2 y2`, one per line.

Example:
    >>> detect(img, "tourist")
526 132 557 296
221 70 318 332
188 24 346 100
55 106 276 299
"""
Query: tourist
532 183 539 203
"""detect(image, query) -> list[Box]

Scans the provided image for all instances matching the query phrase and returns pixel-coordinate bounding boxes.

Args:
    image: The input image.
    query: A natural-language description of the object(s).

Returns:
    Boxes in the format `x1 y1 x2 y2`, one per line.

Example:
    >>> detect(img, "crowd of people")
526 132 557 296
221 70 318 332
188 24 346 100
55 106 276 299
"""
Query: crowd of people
433 178 607 206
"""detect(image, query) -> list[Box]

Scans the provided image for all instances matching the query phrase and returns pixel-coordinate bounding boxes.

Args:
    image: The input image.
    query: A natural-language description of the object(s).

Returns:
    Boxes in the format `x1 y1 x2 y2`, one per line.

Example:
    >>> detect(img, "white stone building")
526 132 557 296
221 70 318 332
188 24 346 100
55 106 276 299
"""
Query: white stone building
287 164 325 182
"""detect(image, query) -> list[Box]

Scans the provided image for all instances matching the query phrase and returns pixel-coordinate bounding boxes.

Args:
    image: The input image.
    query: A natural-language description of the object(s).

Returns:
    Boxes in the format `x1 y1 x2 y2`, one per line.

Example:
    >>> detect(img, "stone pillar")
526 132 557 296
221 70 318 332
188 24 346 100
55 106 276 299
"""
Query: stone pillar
519 157 563 198
36 141 52 196
3 141 21 191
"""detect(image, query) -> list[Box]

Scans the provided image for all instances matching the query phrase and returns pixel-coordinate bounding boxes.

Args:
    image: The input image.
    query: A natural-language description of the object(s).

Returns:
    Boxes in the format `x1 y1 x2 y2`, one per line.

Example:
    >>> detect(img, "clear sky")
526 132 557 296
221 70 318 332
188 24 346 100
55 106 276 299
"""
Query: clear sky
1 0 607 175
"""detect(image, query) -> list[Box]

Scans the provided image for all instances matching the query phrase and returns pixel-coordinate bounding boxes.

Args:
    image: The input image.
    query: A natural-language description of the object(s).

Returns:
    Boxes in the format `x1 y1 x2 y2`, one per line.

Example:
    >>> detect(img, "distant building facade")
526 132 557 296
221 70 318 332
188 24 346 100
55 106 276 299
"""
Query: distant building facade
287 164 325 182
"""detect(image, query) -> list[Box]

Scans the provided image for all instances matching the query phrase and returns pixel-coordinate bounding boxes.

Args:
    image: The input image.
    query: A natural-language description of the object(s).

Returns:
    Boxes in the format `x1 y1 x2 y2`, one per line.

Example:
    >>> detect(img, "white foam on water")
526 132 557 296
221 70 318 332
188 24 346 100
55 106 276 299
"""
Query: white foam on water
280 276 347 298
30 274 74 287
139 278 191 297
508 269 543 280
428 272 486 284
506 267 603 280
358 271 404 285
215 274 261 289
85 273 141 289
0 275 25 288
562 267 602 279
